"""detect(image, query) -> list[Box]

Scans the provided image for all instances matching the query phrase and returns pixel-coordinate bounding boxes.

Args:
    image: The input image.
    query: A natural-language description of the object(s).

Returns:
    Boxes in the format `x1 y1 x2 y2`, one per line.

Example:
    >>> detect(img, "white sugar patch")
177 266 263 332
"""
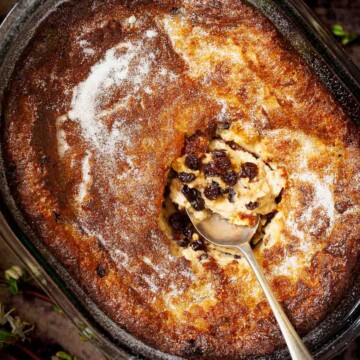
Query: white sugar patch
297 172 335 227
142 275 159 293
77 39 95 57
144 86 153 94
143 256 168 279
68 40 156 151
111 249 129 267
56 115 70 158
77 152 92 204
81 225 131 267
163 16 244 79
79 39 90 48
83 48 95 56
216 99 229 122
145 29 158 38
273 254 300 277
128 15 136 24
268 128 335 233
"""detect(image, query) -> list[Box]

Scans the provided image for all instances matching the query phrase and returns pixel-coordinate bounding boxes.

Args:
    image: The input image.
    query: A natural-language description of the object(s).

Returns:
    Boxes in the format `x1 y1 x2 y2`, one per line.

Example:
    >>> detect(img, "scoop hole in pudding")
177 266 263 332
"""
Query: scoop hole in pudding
162 122 286 261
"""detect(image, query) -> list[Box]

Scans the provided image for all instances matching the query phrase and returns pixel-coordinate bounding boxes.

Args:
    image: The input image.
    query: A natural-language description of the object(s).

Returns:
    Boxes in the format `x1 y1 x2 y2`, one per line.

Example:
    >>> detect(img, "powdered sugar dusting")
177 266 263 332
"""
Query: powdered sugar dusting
163 16 244 80
111 249 129 267
77 152 92 204
268 128 336 232
68 39 156 151
298 172 334 228
255 128 339 278
142 275 160 294
216 99 229 122
78 39 95 56
146 29 158 38
56 115 70 158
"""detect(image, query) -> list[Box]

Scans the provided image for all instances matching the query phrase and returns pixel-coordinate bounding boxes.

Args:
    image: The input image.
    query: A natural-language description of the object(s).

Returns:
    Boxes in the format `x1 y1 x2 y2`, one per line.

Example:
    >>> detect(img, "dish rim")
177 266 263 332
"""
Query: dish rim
1 1 360 359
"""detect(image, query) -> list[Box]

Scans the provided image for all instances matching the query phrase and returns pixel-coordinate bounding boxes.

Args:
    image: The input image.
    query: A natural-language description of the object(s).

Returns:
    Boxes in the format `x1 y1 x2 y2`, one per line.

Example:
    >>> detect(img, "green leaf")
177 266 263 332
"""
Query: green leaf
0 329 17 347
332 24 347 36
53 305 63 314
332 23 359 46
342 33 359 46
7 278 19 295
55 351 73 360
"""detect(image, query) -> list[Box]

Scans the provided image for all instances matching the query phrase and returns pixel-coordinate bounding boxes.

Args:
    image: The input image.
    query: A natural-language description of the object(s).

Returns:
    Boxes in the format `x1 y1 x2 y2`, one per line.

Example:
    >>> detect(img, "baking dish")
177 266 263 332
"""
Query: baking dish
1 1 360 359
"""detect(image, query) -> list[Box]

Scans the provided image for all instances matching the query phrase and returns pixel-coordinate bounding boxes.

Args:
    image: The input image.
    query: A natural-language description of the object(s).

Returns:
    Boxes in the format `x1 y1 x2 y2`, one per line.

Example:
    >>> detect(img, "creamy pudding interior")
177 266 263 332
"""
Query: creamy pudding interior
165 122 286 257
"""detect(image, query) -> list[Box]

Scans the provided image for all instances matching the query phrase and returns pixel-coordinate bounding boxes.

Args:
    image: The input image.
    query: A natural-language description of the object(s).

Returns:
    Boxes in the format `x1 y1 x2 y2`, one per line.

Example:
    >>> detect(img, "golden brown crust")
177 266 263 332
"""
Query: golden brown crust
2 0 360 358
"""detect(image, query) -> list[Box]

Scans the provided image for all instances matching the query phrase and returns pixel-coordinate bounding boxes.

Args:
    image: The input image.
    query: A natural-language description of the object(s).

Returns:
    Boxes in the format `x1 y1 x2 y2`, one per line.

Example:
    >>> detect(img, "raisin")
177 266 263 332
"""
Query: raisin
185 154 201 170
191 196 205 211
199 253 210 261
183 226 195 240
182 185 198 202
171 6 180 14
202 163 220 177
182 186 205 211
228 189 236 203
206 121 218 137
53 212 61 223
212 150 227 158
96 264 106 278
204 181 221 200
239 162 258 180
213 152 231 173
40 155 49 167
246 202 259 210
334 201 350 214
169 211 189 232
184 131 209 155
178 237 190 247
220 122 231 129
191 238 206 251
214 160 231 173
178 172 196 183
226 141 241 151
222 171 238 186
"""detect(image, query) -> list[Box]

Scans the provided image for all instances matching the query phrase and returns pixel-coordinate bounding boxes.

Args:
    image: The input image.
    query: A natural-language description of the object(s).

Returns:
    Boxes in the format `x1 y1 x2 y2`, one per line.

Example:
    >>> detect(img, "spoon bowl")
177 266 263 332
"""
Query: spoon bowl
189 212 260 247
186 209 313 360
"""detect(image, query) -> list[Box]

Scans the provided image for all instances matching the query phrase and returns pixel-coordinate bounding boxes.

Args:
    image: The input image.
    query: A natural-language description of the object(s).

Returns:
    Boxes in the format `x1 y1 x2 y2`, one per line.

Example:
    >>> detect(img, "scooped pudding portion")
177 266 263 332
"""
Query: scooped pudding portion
170 127 286 228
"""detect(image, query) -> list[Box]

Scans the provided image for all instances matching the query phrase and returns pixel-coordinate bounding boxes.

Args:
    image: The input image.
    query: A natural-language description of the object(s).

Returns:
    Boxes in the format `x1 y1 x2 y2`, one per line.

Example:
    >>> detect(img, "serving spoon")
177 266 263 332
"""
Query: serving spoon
186 210 313 360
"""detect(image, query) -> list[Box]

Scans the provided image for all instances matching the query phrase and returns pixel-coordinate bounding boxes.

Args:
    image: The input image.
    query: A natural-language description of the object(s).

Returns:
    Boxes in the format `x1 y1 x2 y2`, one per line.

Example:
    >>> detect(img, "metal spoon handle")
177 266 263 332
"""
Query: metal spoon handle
238 242 313 360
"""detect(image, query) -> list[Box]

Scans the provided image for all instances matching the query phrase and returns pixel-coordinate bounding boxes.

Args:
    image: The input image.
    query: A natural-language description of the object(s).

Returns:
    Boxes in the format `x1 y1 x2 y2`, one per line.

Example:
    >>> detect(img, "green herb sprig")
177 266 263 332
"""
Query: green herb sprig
1 265 63 314
52 351 79 360
2 265 28 295
0 303 34 348
332 23 359 46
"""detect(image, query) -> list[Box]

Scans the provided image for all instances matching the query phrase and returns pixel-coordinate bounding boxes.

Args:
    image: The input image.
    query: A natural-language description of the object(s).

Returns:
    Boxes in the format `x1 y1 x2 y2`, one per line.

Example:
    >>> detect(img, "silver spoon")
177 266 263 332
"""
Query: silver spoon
186 210 312 360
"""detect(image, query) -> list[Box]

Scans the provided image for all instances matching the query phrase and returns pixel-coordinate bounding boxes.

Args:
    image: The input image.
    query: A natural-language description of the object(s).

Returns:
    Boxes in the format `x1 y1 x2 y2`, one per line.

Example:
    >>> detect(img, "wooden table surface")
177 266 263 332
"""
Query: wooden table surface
0 0 360 359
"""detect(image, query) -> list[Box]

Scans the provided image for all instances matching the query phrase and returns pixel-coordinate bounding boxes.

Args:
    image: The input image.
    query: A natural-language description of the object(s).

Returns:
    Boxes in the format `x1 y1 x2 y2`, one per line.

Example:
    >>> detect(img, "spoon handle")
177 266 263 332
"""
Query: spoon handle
238 242 313 360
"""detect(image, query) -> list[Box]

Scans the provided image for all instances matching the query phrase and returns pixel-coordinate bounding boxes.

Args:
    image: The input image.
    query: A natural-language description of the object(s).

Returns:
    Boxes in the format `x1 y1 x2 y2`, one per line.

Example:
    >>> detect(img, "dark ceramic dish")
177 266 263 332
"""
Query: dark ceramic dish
0 1 360 359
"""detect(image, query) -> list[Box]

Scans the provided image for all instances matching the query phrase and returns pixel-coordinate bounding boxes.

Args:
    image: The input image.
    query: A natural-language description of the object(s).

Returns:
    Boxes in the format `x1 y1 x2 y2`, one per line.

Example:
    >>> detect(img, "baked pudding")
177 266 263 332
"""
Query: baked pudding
2 0 360 358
